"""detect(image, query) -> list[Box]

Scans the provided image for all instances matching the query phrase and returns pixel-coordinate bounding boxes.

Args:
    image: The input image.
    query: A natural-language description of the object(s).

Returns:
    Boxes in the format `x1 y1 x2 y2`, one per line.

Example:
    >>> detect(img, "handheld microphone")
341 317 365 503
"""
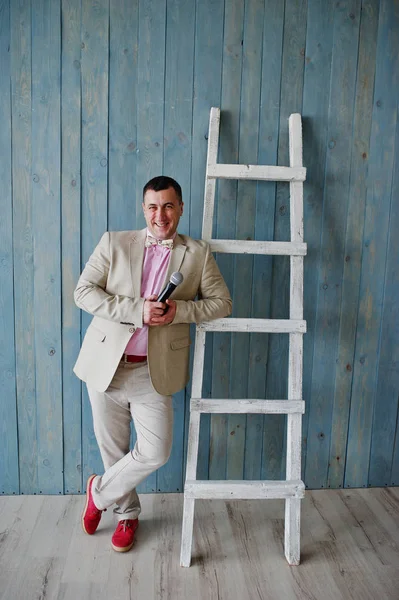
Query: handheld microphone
157 271 184 304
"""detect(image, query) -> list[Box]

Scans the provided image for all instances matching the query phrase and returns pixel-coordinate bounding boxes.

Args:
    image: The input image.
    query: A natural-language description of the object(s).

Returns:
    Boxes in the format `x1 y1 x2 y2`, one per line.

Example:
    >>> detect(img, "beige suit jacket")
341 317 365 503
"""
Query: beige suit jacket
73 229 232 395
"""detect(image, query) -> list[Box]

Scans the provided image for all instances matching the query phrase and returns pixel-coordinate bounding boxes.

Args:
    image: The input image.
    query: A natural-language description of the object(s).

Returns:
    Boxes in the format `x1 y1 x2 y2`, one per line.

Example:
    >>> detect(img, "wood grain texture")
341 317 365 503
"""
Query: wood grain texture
191 399 305 414
135 0 167 492
389 114 399 488
181 409 201 566
287 109 305 564
0 0 19 495
80 0 109 485
199 318 306 333
246 0 285 482
1 0 399 496
31 0 63 495
305 0 361 490
227 0 264 482
210 239 307 255
201 106 220 241
159 0 195 494
328 0 379 490
61 0 83 494
186 0 225 481
2 489 399 598
345 0 399 488
185 479 305 499
209 0 243 481
10 0 37 494
208 163 306 181
202 108 220 241
108 0 139 232
263 0 307 483
369 100 399 486
301 0 335 482
184 91 306 570
135 0 166 227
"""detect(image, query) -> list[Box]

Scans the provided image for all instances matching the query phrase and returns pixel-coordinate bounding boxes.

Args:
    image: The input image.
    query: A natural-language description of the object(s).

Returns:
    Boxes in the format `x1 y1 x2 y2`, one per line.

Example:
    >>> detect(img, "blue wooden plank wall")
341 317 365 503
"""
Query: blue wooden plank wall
1 0 398 496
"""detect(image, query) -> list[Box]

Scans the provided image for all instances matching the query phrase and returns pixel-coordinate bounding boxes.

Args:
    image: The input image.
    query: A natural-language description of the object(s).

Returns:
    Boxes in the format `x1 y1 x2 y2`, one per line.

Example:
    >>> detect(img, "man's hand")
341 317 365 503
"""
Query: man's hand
143 295 176 326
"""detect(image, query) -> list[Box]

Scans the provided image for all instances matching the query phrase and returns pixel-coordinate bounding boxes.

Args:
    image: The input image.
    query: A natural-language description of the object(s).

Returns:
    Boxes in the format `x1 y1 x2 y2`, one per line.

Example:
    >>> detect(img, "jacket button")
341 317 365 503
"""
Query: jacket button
129 328 134 333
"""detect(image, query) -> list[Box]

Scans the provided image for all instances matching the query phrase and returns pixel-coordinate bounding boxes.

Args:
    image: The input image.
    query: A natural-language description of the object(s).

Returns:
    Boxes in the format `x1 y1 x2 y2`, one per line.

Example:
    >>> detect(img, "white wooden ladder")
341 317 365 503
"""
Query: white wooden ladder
180 107 307 567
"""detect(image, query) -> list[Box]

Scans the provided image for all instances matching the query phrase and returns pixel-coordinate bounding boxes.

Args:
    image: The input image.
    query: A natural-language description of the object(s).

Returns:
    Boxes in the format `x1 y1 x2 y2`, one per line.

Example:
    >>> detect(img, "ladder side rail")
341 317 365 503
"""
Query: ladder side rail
186 327 207 479
181 327 207 567
202 107 220 240
285 113 305 566
288 114 304 243
183 102 221 568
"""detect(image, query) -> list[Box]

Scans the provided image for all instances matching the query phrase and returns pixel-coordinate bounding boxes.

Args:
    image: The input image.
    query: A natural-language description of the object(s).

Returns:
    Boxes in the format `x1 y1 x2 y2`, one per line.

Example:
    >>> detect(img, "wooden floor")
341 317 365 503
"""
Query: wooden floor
0 488 399 599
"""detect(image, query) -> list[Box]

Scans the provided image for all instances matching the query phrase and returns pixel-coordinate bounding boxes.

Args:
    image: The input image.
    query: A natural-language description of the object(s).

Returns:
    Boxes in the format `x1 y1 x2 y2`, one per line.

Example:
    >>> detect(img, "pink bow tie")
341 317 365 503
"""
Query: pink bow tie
145 235 174 250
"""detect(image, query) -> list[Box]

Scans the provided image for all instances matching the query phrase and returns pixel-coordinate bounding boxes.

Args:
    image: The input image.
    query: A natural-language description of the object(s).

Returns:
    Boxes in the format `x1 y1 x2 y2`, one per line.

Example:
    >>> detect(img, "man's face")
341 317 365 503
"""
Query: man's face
142 187 184 240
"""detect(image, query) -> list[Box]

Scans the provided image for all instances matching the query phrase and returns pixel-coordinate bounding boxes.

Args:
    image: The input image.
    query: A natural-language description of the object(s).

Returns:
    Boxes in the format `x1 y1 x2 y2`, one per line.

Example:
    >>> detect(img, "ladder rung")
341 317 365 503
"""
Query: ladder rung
207 163 306 182
184 480 305 500
190 399 305 414
209 240 307 256
198 318 306 334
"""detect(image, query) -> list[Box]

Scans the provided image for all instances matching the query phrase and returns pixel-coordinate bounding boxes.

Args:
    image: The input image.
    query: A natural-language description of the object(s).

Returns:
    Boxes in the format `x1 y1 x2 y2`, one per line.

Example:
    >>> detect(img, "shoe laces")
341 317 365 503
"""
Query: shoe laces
119 519 133 532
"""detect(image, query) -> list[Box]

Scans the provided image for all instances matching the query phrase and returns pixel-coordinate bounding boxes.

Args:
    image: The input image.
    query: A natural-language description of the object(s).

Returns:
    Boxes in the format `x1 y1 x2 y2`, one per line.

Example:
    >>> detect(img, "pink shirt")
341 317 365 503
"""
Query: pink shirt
124 231 173 356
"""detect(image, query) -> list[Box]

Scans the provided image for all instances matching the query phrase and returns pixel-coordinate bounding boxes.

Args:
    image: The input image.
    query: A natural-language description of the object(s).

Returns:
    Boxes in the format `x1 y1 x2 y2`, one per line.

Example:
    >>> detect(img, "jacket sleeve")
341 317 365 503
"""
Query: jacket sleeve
73 232 145 327
172 243 232 324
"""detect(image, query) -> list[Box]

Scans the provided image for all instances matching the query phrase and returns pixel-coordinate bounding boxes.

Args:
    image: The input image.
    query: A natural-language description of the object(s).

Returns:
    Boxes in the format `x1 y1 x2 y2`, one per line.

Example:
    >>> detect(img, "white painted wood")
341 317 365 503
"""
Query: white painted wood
288 114 304 242
185 411 201 482
191 328 206 399
286 413 302 487
180 497 195 567
190 398 305 414
285 498 301 565
289 114 303 165
209 239 307 255
283 113 305 567
181 163 212 569
202 107 220 240
181 110 307 569
198 317 306 334
288 334 303 397
285 408 303 565
184 480 305 500
207 163 306 182
290 256 304 319
181 409 201 567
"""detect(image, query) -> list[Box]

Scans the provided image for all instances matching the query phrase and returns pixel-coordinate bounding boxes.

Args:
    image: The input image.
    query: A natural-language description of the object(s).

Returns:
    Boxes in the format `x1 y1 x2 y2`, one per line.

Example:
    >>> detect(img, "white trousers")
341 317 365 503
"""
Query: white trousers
87 360 173 521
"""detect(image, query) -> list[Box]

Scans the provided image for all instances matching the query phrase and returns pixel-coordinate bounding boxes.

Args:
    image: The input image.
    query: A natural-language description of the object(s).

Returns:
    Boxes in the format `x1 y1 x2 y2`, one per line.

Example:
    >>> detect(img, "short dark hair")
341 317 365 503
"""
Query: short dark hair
143 176 182 203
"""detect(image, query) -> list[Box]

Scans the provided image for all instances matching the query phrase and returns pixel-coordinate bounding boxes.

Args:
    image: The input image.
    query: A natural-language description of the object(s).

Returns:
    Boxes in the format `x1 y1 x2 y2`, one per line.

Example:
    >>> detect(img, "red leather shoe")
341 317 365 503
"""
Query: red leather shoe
82 474 103 535
111 519 139 552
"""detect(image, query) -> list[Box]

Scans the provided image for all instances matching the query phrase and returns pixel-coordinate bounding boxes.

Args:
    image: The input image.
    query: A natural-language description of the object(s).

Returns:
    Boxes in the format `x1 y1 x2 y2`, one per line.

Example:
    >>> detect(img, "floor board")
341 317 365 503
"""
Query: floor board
0 488 398 599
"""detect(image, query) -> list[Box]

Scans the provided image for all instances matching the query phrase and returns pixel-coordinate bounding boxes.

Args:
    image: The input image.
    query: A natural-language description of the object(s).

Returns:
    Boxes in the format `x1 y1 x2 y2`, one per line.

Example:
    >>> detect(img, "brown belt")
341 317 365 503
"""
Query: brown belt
121 354 147 363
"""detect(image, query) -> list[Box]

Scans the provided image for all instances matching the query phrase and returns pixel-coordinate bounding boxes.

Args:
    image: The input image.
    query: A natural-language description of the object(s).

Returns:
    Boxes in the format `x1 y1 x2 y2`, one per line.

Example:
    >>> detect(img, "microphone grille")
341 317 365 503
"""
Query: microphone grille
170 271 183 286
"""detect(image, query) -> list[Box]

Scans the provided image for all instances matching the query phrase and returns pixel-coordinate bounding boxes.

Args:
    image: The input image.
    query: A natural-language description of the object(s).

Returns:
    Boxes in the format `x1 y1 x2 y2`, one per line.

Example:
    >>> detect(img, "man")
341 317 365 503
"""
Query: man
73 176 232 553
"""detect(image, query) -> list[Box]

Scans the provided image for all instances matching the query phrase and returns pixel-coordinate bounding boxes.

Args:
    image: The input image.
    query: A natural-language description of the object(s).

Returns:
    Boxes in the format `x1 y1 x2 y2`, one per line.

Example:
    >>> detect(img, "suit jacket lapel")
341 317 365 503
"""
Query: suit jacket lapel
161 233 187 290
129 229 147 297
